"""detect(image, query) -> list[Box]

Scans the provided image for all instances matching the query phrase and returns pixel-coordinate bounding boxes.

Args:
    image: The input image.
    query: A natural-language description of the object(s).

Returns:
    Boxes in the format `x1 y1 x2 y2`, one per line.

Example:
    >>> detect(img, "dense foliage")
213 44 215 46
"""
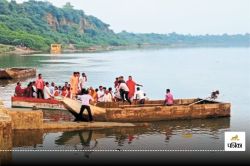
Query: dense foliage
0 0 126 51
0 0 249 51
118 31 250 47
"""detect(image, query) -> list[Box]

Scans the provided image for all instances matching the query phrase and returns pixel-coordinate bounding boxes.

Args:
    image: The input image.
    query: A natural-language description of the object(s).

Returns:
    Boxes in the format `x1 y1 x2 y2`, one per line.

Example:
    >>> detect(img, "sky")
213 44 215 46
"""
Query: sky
14 0 250 35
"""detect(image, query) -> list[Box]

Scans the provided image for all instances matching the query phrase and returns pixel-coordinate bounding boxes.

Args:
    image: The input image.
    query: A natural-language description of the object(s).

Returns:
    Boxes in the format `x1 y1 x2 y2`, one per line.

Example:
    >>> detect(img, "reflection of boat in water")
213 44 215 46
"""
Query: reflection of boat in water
0 67 36 79
54 117 230 147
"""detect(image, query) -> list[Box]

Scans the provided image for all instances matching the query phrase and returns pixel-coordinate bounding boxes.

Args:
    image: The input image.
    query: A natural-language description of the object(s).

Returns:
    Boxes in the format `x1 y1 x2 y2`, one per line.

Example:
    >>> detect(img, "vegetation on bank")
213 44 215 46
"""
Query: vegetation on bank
0 0 249 52
0 44 15 53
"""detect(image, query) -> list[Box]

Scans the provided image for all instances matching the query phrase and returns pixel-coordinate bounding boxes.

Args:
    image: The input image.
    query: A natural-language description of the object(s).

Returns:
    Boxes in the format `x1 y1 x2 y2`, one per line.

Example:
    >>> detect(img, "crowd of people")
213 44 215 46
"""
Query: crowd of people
14 72 165 105
14 72 174 122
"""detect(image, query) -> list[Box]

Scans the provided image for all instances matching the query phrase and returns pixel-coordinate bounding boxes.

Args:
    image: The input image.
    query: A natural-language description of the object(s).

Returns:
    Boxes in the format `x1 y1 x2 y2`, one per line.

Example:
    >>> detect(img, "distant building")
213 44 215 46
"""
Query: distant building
50 44 61 54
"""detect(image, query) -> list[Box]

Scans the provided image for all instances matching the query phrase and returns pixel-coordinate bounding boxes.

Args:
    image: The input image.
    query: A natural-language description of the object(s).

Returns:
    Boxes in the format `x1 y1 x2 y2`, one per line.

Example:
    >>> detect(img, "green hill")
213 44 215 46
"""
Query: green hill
0 0 249 52
0 0 126 51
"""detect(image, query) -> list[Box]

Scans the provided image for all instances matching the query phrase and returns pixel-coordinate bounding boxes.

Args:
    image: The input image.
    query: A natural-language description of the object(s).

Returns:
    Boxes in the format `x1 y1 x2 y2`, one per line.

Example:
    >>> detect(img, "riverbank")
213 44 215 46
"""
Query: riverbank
0 43 140 56
1 43 249 56
0 44 41 55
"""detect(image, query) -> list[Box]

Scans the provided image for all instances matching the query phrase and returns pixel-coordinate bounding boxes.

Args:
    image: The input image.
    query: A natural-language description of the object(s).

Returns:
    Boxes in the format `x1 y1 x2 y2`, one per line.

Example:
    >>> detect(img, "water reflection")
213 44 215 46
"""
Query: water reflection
56 130 98 158
9 118 230 158
58 118 229 148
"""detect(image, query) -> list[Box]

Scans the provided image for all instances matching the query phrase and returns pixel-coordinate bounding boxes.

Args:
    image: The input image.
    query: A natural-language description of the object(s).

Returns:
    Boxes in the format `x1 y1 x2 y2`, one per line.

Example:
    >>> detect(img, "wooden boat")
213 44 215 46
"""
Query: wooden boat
0 67 36 79
11 97 67 111
11 97 230 122
62 98 231 122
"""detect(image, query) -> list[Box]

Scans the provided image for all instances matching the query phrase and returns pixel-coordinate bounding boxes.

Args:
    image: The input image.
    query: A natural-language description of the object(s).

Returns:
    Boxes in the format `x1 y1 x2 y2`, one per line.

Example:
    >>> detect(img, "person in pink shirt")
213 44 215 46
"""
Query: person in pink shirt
35 73 44 99
164 89 174 106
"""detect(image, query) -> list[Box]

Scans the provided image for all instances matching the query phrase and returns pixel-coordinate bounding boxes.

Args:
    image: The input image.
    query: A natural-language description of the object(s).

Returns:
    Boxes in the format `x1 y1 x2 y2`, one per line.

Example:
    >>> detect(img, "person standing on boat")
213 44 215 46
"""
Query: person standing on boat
14 82 24 97
24 82 33 98
77 89 94 122
126 76 143 100
44 82 53 99
164 89 174 106
114 77 119 88
118 80 132 105
50 82 55 97
32 81 37 98
35 74 44 99
70 72 79 99
79 72 88 90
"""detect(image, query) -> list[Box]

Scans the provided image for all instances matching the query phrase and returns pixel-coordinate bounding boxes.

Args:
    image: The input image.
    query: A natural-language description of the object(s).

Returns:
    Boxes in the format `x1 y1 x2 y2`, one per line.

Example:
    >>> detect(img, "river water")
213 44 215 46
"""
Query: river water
0 47 249 163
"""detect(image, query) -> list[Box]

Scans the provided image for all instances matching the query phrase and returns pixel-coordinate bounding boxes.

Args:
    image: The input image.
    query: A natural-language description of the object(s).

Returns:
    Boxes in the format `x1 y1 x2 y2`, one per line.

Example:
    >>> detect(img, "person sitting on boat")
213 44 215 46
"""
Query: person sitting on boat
114 86 122 102
24 82 33 98
14 82 24 97
135 87 145 104
164 89 174 106
76 89 94 122
35 73 44 99
97 86 105 102
103 89 113 102
126 76 143 100
54 86 60 97
108 87 114 100
89 87 98 102
118 79 132 105
211 90 219 100
61 86 68 98
44 82 53 100
144 93 149 101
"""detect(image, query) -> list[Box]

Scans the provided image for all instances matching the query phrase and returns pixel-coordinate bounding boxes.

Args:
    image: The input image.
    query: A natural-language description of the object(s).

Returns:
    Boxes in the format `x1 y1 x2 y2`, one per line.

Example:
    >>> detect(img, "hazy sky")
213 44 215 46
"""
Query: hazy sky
15 0 250 34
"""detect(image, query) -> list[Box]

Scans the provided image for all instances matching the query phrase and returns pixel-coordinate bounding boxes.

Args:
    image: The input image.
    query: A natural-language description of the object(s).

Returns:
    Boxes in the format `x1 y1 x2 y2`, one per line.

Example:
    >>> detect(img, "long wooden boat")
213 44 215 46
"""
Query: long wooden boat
62 98 231 122
11 97 68 111
11 97 231 122
0 67 36 79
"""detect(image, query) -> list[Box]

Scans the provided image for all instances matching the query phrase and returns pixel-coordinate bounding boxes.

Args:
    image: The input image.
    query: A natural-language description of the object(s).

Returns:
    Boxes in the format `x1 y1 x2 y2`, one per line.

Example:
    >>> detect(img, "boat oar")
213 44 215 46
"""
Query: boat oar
188 90 220 106
188 97 210 106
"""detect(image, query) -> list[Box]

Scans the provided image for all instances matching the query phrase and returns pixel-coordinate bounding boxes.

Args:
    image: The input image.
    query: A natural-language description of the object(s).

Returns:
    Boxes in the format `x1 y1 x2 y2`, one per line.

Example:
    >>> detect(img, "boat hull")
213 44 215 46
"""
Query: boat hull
0 68 36 79
11 97 67 111
11 97 231 122
63 98 231 122
95 99 230 122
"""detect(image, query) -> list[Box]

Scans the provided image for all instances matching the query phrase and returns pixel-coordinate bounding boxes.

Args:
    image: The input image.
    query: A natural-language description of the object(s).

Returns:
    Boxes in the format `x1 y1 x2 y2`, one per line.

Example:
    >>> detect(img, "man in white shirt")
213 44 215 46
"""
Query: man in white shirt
97 86 105 102
77 89 94 122
118 80 131 104
135 87 145 104
44 82 53 99
103 90 113 102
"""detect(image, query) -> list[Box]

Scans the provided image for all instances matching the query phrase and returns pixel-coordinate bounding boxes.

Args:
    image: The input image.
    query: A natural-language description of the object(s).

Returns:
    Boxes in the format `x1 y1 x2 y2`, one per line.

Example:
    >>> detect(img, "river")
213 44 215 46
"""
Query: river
0 47 249 163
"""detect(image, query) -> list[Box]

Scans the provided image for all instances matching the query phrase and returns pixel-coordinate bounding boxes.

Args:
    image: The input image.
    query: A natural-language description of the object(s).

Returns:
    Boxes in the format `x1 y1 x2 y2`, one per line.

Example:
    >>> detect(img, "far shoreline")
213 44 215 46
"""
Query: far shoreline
0 43 249 56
